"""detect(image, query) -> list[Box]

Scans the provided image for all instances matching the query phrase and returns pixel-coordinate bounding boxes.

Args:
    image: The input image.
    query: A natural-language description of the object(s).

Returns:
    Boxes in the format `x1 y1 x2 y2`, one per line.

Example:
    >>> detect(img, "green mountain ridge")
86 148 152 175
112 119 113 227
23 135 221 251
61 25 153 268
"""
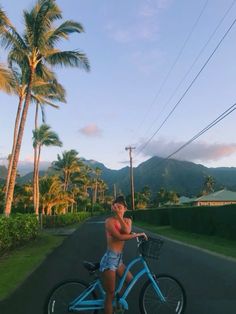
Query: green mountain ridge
1 157 236 197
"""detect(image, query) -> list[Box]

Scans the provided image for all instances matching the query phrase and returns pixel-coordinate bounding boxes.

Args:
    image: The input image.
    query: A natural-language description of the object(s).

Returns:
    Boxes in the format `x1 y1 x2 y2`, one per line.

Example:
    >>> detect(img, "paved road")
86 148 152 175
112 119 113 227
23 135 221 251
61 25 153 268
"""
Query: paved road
1 216 236 314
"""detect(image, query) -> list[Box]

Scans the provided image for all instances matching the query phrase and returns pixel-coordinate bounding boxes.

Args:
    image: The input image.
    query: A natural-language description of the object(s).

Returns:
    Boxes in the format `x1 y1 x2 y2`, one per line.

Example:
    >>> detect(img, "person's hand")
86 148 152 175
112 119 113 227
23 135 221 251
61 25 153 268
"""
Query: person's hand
111 203 123 217
138 232 148 241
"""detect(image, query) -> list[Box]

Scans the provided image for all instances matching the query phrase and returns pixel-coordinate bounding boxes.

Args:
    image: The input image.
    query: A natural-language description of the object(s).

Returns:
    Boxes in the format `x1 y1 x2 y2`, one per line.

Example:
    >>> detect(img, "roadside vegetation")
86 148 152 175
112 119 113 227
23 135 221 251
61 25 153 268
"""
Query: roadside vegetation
135 222 236 259
0 232 64 300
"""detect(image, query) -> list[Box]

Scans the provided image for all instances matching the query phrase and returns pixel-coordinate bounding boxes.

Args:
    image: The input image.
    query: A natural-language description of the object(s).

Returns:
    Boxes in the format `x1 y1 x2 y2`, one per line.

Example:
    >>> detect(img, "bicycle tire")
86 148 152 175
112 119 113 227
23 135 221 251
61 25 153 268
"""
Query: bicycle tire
45 279 98 314
139 274 186 314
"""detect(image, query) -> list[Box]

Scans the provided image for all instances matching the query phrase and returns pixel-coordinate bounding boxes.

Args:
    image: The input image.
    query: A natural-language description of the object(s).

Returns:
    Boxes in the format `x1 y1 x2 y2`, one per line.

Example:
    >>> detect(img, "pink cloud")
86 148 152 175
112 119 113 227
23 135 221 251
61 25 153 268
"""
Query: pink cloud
138 138 236 162
79 124 102 137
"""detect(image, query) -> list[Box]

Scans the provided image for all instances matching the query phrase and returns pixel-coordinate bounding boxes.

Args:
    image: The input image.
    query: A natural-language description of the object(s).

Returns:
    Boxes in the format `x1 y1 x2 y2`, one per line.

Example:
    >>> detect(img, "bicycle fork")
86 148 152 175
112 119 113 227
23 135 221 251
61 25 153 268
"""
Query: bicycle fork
144 262 166 303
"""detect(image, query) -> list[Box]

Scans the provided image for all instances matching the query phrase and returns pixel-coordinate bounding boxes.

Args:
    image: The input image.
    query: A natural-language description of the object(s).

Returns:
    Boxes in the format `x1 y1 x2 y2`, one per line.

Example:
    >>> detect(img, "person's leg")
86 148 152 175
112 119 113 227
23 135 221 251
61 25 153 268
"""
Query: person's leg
116 263 133 297
102 269 116 314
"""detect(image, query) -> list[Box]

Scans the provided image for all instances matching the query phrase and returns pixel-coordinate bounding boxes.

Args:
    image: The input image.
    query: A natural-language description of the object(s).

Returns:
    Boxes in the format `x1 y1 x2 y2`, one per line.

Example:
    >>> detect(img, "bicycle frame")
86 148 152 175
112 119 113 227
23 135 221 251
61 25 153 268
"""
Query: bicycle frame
69 256 166 312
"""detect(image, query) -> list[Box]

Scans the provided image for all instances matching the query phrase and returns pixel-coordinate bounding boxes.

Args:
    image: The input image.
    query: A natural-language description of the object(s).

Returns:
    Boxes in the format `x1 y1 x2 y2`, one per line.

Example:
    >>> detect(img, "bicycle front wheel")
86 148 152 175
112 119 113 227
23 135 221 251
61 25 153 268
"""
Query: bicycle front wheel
45 280 98 314
139 274 186 314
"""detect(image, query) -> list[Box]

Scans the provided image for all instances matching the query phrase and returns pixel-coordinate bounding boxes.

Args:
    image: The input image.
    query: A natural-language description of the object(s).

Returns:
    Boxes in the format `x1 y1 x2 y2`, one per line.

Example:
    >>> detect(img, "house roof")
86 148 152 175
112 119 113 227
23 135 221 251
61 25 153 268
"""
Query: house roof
195 189 236 202
179 196 196 204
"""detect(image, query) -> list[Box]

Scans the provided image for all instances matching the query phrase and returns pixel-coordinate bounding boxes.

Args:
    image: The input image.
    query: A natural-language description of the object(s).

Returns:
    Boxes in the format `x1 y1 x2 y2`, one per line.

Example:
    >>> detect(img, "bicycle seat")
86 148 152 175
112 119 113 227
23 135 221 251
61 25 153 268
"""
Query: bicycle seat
83 261 100 273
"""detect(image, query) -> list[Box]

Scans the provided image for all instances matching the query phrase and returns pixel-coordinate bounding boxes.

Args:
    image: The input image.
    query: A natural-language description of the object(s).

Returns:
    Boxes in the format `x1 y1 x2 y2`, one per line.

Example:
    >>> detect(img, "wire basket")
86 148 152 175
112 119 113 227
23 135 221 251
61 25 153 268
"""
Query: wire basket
139 237 164 260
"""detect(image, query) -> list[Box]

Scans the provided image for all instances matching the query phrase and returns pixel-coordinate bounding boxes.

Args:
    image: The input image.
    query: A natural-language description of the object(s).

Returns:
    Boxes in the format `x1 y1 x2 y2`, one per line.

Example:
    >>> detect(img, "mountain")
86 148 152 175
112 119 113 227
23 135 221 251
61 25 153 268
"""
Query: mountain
86 157 236 197
10 156 236 197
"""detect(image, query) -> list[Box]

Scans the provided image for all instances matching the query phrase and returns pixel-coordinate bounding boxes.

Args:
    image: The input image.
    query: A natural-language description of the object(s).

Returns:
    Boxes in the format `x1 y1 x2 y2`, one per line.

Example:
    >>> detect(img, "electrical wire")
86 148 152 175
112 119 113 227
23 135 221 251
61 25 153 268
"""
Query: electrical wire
128 0 209 143
136 12 236 156
149 103 236 166
140 0 236 141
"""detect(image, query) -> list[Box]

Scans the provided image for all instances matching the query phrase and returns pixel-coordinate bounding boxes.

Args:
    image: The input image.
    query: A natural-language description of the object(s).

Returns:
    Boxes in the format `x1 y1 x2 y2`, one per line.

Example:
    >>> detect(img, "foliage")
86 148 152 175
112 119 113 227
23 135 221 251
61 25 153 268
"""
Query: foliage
169 204 236 240
0 214 39 253
126 209 170 226
154 187 179 206
42 212 91 228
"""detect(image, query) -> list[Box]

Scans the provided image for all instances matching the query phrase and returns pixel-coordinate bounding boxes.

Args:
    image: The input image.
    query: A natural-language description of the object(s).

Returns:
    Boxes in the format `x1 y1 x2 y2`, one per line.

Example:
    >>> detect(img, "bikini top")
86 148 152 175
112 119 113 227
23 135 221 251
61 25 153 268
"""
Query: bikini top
106 220 121 238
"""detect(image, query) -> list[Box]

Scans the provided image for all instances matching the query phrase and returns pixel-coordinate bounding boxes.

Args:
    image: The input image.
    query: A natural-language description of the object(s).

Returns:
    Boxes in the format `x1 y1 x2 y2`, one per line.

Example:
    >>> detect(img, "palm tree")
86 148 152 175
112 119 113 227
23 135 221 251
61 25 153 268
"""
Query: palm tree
32 78 66 214
92 167 102 205
3 0 90 215
39 175 73 215
4 65 65 201
52 149 82 192
32 124 62 216
203 175 215 195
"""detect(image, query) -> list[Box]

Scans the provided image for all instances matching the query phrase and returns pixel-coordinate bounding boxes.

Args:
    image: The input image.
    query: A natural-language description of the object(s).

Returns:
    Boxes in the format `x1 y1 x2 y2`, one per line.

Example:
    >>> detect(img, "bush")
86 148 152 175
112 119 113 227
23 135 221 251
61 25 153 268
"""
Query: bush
169 204 236 240
126 208 170 226
0 214 39 253
42 212 91 228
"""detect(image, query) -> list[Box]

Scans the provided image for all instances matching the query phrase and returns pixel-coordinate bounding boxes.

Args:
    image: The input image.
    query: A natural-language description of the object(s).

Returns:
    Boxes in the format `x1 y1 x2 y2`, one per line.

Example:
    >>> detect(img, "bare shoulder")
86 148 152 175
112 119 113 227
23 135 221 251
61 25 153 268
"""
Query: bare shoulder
105 216 115 226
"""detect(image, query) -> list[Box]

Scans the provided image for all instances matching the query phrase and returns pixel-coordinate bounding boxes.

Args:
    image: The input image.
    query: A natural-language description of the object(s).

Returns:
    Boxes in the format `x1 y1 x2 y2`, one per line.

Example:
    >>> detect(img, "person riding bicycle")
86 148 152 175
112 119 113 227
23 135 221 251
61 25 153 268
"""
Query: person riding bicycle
99 195 147 314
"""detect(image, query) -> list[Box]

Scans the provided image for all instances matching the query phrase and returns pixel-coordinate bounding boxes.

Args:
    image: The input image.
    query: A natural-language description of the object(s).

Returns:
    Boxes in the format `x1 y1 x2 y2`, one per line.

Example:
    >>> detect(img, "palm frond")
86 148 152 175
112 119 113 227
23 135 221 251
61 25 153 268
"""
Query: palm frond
0 7 12 29
0 63 15 94
31 0 62 49
45 50 90 71
31 94 60 108
46 20 84 46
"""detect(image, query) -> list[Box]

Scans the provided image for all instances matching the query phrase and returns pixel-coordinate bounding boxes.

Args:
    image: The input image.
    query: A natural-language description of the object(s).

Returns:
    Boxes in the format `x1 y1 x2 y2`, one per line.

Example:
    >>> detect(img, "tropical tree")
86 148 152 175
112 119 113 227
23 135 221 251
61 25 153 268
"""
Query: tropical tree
32 79 65 215
32 124 62 215
92 167 102 205
3 0 90 215
52 149 82 192
39 175 73 215
4 65 65 202
202 175 215 195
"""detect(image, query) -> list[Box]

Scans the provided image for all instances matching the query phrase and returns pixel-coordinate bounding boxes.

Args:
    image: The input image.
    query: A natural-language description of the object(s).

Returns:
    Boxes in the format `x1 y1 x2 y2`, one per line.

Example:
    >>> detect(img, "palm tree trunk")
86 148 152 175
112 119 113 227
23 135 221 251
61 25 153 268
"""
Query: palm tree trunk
4 71 34 216
33 102 39 214
35 145 41 216
5 96 24 199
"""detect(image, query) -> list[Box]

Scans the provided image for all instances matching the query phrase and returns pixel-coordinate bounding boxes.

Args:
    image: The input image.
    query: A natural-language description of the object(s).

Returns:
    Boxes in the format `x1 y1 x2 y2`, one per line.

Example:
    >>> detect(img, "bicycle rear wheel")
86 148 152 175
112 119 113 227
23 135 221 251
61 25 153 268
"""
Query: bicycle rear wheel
45 280 98 314
139 274 186 314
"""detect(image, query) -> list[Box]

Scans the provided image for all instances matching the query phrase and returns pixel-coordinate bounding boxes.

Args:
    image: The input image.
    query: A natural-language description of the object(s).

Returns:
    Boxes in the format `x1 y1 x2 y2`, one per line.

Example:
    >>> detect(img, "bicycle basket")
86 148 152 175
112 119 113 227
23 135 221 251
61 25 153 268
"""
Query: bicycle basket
139 237 164 259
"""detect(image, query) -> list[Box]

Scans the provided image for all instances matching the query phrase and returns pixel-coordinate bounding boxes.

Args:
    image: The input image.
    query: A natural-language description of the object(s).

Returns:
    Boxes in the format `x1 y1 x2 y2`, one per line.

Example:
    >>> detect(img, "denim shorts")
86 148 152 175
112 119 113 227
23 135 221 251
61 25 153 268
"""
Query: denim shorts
99 250 123 272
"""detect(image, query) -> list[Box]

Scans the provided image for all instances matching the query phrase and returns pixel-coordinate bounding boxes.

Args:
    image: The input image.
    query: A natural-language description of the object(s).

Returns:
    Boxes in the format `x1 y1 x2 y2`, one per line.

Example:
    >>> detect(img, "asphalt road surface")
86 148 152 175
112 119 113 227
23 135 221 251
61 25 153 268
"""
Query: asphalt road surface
1 216 236 314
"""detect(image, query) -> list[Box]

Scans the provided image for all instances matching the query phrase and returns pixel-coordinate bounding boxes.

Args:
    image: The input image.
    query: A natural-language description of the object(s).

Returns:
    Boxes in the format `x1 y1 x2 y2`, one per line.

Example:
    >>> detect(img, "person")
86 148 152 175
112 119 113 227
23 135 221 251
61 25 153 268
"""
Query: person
99 195 147 314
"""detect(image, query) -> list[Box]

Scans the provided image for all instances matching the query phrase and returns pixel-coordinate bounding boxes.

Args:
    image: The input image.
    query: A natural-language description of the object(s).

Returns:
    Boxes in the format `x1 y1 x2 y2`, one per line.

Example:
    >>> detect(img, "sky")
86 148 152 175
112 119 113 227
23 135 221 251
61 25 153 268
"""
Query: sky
1 0 236 171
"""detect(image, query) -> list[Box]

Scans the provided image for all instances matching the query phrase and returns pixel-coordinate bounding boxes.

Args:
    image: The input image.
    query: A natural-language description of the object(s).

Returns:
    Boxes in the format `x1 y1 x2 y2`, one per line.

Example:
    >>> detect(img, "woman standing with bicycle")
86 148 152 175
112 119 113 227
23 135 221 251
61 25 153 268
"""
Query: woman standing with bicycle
100 195 147 314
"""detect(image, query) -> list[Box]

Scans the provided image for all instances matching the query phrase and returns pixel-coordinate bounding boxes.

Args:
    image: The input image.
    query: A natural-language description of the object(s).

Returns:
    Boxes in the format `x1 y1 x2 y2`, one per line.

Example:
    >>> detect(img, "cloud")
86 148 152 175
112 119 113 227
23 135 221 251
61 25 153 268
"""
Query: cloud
105 0 173 44
138 138 236 162
140 0 172 17
106 22 160 43
79 124 102 137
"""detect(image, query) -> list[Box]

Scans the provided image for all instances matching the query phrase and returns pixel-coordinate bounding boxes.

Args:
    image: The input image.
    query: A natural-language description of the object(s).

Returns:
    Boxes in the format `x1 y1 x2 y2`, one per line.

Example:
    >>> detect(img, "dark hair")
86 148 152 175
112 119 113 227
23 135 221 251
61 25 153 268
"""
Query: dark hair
113 195 127 208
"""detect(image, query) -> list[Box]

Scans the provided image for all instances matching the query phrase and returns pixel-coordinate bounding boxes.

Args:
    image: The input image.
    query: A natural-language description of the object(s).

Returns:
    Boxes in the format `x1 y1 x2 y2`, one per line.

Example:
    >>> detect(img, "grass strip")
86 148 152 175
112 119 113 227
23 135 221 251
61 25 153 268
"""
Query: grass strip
0 232 64 300
135 222 236 259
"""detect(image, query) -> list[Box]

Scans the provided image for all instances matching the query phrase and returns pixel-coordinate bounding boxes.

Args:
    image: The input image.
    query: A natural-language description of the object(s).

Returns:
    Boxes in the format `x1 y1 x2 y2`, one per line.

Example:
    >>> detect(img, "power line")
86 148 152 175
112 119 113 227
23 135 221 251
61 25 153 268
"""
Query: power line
150 103 236 166
140 0 236 142
136 12 236 156
128 0 209 143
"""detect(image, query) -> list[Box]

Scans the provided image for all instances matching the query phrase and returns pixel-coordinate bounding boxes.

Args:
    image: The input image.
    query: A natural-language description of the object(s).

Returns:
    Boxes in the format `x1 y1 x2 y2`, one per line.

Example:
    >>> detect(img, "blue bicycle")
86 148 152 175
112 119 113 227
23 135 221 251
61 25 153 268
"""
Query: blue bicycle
45 236 186 313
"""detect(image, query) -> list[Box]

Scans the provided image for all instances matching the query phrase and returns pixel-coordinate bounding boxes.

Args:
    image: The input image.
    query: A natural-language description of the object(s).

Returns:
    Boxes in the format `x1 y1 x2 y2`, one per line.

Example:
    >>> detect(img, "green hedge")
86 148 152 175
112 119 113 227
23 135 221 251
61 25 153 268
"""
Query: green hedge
169 204 236 240
126 208 170 226
43 212 91 228
0 214 39 253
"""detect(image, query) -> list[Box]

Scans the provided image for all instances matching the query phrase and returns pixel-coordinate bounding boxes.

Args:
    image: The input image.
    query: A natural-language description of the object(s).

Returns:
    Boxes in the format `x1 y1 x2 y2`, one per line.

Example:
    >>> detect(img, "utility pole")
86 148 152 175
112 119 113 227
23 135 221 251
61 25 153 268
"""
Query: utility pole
113 183 117 199
125 146 135 210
